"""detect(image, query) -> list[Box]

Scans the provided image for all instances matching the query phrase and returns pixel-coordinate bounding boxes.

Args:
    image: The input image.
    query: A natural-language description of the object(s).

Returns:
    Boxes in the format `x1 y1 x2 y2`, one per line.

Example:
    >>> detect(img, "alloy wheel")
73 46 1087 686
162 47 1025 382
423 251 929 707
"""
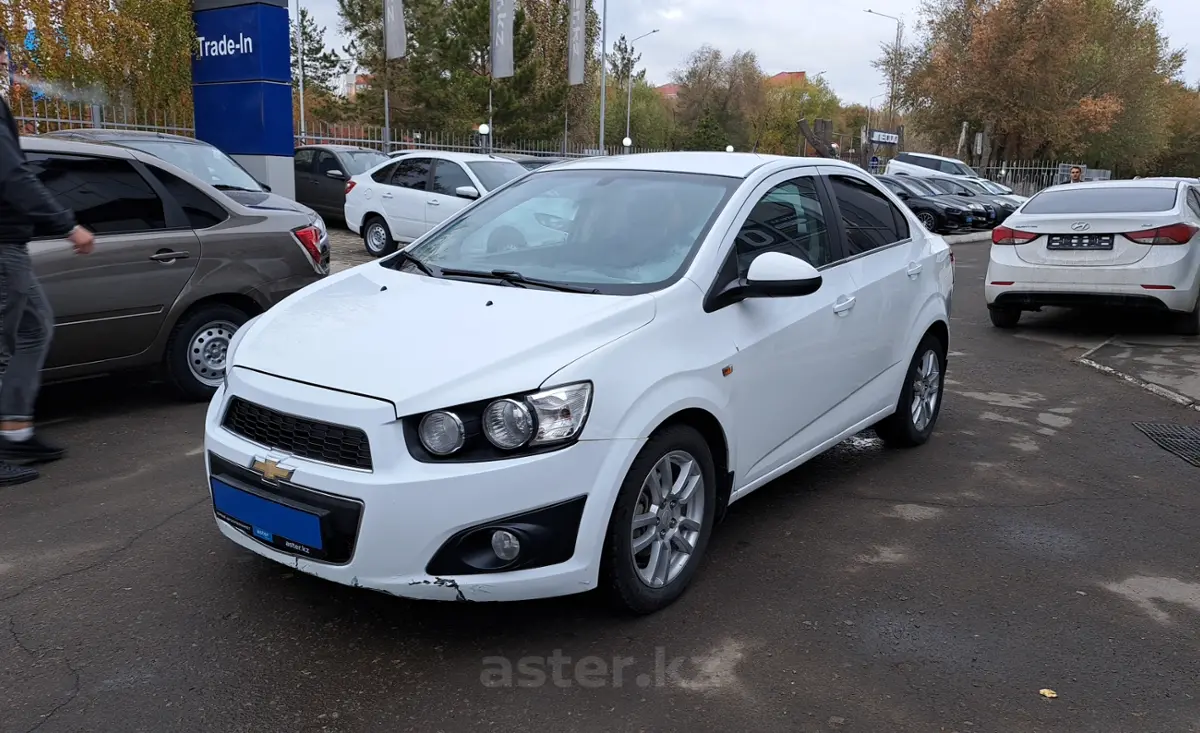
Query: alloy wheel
630 450 706 589
909 349 941 432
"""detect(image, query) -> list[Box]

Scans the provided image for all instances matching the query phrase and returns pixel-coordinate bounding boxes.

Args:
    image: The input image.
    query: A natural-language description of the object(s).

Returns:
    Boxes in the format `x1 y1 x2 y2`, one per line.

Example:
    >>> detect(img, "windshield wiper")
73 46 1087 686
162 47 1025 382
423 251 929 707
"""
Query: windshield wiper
392 250 437 276
212 184 262 192
439 267 599 293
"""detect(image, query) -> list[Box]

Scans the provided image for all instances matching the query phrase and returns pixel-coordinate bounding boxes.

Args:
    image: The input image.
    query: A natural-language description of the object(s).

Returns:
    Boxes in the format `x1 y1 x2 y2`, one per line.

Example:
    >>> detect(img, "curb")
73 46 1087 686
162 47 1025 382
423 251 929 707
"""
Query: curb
944 231 992 245
1075 339 1200 412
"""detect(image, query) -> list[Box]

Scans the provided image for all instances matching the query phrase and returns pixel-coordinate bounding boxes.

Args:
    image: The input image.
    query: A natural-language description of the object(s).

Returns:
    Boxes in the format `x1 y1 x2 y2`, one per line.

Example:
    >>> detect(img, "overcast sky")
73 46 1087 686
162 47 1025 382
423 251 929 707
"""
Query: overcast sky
303 0 1200 106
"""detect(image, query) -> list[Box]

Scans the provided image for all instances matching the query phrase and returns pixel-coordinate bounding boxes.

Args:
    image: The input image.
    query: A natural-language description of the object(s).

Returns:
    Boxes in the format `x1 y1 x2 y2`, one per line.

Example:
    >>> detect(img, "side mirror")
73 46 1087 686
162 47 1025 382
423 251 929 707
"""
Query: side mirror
455 185 481 200
325 169 346 180
704 252 822 312
895 190 910 200
259 182 272 192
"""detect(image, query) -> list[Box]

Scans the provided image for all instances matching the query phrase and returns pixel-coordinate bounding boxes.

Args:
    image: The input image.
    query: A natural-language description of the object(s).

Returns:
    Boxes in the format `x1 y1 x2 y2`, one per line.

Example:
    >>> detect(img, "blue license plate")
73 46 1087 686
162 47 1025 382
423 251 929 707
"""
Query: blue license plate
965 216 974 225
211 478 324 553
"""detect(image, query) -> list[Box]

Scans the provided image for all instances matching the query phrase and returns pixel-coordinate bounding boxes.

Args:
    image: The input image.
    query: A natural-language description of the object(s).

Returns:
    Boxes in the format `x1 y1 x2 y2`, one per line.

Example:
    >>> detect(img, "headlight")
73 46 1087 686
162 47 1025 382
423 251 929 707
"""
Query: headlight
419 411 466 455
945 207 962 214
407 381 593 462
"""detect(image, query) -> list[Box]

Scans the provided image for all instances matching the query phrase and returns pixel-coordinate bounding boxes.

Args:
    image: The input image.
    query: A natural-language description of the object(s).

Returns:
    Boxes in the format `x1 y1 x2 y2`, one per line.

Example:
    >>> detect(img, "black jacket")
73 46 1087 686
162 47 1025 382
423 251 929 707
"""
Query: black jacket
0 96 77 245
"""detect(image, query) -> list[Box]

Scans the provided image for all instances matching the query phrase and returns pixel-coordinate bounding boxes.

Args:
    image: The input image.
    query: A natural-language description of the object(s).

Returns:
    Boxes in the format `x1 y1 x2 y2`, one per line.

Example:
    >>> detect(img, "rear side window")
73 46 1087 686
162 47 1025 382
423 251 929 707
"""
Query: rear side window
26 153 166 234
828 175 908 256
392 158 431 190
1022 187 1178 214
915 156 941 170
371 162 398 183
1187 189 1200 217
150 168 230 229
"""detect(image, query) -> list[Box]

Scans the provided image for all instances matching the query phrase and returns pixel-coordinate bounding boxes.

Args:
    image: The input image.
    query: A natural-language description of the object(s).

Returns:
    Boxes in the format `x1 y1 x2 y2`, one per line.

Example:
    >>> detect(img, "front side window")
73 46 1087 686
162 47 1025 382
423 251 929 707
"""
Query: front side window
828 175 906 256
733 176 833 272
394 169 739 295
916 156 942 170
902 177 939 196
117 139 263 192
467 160 528 191
315 151 342 175
391 158 431 190
150 168 230 229
294 149 315 172
431 160 474 196
27 153 166 234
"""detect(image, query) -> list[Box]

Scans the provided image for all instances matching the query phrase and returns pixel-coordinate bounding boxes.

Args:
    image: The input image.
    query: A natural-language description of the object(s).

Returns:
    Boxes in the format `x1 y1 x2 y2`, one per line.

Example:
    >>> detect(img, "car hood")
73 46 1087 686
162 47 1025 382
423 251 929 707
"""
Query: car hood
223 189 318 217
930 194 980 209
231 266 657 417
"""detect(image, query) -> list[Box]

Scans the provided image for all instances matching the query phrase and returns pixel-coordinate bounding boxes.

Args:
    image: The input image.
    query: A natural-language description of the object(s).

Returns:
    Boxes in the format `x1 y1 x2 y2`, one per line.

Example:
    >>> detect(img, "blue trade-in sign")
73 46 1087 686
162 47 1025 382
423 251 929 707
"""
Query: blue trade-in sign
192 3 290 85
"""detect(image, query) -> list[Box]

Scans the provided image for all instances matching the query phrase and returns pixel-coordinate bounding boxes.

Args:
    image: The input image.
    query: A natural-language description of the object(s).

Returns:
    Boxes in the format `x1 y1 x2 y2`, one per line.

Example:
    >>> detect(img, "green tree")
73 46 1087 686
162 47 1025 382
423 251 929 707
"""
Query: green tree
292 6 348 92
684 112 726 150
753 76 841 155
607 34 644 81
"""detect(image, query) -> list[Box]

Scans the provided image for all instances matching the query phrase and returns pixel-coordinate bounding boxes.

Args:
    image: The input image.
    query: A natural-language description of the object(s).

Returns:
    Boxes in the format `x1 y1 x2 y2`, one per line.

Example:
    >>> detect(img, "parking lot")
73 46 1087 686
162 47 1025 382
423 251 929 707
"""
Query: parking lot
3 239 1199 733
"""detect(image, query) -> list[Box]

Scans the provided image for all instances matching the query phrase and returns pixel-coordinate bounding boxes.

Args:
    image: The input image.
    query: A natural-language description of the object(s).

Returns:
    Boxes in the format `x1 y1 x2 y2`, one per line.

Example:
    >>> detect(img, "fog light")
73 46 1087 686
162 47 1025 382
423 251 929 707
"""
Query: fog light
490 530 521 562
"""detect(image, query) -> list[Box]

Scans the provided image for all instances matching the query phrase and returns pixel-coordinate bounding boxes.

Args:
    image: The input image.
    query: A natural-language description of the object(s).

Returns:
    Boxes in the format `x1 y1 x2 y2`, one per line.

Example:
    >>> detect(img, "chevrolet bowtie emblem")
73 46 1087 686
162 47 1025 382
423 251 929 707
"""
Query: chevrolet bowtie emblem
250 457 294 483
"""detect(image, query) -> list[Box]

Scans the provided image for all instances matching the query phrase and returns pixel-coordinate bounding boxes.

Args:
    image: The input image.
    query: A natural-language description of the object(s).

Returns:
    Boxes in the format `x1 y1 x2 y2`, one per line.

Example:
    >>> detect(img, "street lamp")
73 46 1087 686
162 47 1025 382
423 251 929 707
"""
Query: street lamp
622 136 632 151
725 145 734 152
478 123 490 153
865 9 902 128
624 28 660 146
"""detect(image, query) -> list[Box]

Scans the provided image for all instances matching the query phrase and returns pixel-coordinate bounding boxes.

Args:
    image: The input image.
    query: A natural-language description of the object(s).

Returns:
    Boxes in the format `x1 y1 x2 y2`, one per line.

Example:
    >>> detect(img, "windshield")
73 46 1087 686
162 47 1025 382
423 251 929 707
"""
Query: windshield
394 169 739 295
927 179 965 195
119 139 263 191
942 159 976 176
467 160 528 191
956 179 988 194
1021 187 1178 214
342 150 390 174
903 177 941 196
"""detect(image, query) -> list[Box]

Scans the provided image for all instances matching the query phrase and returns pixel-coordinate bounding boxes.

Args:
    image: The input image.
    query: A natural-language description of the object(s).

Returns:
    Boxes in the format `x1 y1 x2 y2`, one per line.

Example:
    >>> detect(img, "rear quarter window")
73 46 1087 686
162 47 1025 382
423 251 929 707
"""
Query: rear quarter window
1022 187 1179 214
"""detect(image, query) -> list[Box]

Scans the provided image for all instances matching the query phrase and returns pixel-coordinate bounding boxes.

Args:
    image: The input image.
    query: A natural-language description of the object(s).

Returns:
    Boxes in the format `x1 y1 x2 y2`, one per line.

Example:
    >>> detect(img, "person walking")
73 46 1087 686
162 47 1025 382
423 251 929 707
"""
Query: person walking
0 37 95 486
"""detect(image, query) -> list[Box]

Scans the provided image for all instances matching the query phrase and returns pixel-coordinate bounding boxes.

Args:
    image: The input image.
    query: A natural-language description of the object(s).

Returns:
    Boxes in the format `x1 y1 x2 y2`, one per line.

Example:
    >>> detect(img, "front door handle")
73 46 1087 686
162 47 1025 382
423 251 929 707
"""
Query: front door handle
906 262 923 277
832 295 856 314
150 250 189 262
427 198 440 206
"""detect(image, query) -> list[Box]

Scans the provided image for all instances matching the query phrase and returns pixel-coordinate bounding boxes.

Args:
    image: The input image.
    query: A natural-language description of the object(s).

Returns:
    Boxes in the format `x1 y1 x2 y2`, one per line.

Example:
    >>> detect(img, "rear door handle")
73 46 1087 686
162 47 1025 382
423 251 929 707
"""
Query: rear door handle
150 250 189 262
381 192 394 199
832 295 856 314
906 262 923 277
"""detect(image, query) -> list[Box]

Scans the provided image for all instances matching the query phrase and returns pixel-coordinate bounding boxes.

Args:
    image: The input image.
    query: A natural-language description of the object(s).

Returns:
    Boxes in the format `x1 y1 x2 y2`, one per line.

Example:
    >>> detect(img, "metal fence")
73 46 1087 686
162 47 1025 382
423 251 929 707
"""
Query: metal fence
974 161 1114 196
12 99 669 157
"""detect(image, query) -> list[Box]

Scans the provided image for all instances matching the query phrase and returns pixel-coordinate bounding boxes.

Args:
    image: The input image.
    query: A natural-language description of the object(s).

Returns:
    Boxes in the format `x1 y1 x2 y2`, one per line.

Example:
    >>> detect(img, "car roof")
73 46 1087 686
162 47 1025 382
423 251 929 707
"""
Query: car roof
900 151 965 164
22 135 140 158
297 144 383 153
386 150 511 163
547 152 859 179
1041 178 1180 191
42 128 200 145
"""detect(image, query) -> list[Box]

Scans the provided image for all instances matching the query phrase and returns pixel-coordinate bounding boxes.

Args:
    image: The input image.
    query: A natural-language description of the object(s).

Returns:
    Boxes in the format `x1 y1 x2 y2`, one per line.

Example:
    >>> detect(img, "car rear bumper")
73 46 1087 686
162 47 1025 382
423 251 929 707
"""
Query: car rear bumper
985 245 1200 313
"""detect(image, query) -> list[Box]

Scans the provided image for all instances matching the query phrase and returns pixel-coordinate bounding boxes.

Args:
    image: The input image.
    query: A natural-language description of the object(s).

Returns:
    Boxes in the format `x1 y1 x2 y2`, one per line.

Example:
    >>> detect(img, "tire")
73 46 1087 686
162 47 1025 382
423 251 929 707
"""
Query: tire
601 424 717 615
875 333 947 448
362 216 397 258
988 306 1021 329
915 210 939 232
1175 298 1200 336
163 303 251 402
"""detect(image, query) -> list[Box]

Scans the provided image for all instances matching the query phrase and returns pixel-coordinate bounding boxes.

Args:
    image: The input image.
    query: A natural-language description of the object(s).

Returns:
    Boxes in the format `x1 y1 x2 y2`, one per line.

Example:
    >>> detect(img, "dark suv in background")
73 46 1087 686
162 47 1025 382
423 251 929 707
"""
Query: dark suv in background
23 135 329 400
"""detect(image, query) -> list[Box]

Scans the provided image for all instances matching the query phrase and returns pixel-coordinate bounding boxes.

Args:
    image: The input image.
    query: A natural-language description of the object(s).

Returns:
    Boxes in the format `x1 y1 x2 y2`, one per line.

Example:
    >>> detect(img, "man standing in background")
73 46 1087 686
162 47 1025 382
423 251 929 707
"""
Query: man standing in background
1069 166 1084 183
0 35 96 486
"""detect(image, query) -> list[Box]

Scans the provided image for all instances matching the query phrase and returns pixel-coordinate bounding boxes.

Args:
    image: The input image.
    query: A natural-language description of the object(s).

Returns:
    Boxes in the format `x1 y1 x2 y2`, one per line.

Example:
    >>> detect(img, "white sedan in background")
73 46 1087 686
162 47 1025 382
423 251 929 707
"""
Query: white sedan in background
986 179 1200 334
344 150 527 257
205 153 954 614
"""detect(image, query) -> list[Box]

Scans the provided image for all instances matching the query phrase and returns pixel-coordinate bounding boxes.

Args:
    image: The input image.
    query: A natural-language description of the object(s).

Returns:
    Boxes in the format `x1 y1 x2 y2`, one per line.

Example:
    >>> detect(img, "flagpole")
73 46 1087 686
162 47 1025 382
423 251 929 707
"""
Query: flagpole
597 0 607 153
294 0 306 141
382 4 390 153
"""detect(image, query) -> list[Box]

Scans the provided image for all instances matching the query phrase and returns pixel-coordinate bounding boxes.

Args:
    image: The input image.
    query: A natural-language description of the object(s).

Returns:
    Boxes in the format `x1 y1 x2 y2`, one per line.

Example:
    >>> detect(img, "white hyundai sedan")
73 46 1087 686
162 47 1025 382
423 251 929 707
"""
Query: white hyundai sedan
205 153 954 614
986 179 1200 334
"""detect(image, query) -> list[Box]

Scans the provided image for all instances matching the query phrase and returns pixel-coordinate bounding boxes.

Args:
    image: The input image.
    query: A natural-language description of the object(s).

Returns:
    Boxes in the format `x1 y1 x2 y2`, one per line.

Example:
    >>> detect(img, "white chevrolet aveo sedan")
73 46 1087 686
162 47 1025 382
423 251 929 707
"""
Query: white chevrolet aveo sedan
205 153 955 614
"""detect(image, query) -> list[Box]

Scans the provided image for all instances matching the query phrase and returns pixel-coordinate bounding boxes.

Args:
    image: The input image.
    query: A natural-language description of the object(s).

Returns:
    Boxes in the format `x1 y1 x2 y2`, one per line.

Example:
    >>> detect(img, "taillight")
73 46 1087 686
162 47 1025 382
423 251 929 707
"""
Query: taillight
1122 223 1198 245
992 226 1038 245
292 224 323 265
345 180 357 195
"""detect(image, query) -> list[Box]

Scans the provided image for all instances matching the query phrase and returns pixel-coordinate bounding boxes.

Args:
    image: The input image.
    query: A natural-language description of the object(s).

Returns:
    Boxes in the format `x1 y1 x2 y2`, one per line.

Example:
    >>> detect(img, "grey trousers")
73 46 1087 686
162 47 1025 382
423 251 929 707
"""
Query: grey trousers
0 245 53 422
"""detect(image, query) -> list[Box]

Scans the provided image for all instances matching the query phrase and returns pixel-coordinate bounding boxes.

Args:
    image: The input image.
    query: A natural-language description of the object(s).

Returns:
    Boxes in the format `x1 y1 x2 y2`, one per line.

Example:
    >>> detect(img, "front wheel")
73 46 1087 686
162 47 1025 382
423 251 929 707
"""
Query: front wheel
875 334 946 448
601 424 717 615
163 303 251 402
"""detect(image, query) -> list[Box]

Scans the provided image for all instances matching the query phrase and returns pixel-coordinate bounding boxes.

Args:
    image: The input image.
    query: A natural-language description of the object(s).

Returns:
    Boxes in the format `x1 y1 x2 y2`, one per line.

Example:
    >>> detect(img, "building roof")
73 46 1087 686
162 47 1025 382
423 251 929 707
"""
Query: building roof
767 71 807 86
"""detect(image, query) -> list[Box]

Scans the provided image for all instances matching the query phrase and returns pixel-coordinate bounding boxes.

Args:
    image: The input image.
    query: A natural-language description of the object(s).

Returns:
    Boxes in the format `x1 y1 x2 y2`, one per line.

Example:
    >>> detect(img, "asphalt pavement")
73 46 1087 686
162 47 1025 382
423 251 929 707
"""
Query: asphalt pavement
3 241 1200 733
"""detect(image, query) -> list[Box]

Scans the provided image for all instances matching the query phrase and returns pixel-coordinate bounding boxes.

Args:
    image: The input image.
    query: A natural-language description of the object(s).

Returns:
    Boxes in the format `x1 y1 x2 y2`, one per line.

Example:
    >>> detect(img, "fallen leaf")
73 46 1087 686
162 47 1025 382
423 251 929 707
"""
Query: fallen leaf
1039 688 1058 699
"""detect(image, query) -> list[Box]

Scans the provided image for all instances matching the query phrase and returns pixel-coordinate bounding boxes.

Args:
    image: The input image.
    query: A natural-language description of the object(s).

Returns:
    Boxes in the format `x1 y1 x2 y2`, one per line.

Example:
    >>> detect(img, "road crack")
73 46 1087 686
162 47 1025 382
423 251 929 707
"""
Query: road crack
0 497 208 605
846 493 1189 512
24 659 80 733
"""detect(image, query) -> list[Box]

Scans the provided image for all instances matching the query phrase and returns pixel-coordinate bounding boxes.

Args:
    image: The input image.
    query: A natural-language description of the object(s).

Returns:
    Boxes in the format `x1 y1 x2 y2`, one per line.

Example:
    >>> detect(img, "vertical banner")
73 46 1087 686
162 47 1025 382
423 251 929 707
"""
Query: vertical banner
491 0 514 79
384 0 406 59
567 0 585 85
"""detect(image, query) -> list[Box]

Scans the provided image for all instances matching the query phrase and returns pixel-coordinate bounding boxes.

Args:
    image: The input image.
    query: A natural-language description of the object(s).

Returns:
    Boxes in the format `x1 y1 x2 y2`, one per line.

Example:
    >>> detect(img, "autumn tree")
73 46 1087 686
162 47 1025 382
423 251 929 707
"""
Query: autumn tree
752 75 841 155
670 45 765 150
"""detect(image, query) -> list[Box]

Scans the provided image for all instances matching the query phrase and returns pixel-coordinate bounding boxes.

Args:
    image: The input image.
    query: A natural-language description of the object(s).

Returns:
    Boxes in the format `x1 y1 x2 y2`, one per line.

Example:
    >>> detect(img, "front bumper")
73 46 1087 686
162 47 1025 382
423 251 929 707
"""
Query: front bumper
204 369 642 602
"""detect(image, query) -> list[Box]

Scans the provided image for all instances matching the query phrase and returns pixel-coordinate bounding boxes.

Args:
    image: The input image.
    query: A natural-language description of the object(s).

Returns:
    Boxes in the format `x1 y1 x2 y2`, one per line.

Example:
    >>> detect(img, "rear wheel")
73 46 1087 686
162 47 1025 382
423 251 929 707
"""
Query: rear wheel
989 306 1021 329
1176 298 1200 336
164 303 251 402
363 216 397 257
876 334 947 448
